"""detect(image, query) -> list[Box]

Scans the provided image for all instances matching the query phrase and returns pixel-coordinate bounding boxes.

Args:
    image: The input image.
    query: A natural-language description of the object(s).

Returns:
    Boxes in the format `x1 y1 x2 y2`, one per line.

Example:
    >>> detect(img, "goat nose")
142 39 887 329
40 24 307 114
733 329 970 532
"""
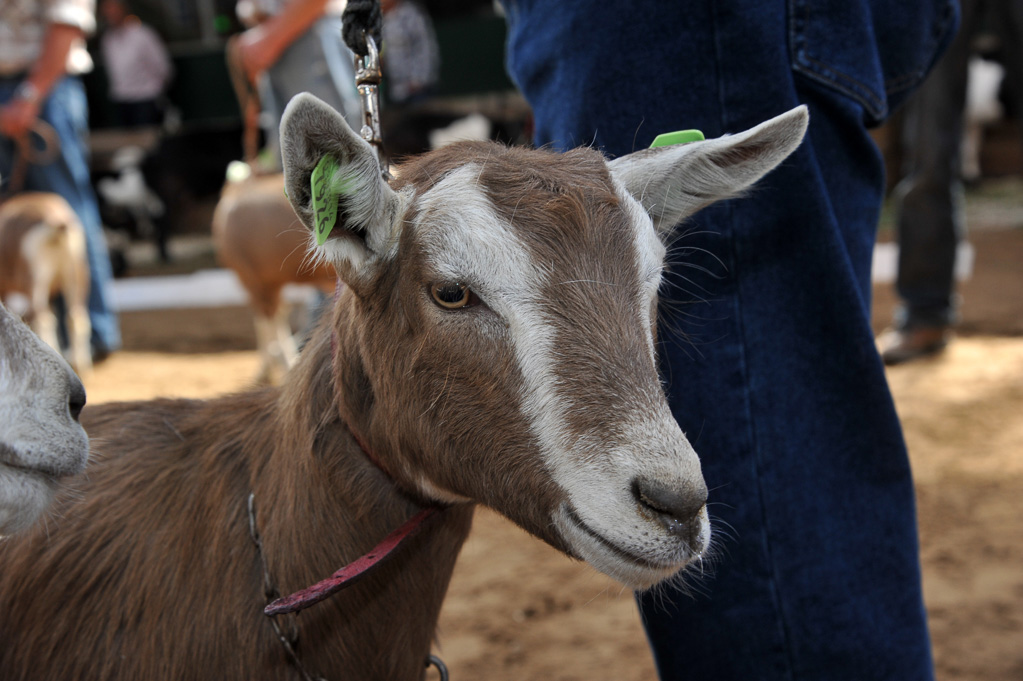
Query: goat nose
68 374 86 422
632 477 708 539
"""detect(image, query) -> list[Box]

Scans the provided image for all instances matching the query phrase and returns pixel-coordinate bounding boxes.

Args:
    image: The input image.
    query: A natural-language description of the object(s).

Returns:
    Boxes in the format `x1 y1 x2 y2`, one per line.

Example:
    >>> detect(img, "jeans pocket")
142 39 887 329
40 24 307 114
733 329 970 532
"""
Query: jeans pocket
788 0 958 125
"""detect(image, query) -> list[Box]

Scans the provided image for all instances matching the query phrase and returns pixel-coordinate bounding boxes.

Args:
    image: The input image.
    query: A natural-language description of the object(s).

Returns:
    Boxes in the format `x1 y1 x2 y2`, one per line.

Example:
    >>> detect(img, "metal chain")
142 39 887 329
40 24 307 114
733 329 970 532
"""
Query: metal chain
427 654 450 681
248 494 328 681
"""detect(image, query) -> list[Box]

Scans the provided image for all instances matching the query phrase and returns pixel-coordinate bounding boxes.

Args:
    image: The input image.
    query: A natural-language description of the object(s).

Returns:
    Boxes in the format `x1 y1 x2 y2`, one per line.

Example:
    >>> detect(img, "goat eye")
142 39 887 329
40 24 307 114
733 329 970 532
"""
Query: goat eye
430 282 476 309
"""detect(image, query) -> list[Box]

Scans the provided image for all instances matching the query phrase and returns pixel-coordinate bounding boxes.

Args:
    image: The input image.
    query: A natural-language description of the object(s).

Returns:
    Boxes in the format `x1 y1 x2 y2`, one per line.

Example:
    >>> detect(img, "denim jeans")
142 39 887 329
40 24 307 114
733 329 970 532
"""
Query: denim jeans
502 1 957 679
0 76 121 354
259 15 362 171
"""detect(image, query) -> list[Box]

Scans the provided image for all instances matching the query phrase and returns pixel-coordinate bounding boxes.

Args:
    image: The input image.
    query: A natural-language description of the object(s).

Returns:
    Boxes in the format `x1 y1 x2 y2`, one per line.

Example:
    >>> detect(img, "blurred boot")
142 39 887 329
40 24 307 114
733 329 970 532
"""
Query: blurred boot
877 325 953 365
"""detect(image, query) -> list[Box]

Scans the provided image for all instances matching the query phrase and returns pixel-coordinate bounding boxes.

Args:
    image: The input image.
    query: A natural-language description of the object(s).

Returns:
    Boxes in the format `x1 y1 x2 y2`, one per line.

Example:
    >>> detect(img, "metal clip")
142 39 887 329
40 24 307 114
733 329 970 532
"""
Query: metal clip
354 32 389 178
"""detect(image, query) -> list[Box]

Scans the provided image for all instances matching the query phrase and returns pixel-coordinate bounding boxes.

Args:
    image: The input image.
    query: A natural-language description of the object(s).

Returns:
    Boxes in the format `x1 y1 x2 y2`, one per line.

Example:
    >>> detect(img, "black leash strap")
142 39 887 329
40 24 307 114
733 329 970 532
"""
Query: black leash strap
341 0 382 56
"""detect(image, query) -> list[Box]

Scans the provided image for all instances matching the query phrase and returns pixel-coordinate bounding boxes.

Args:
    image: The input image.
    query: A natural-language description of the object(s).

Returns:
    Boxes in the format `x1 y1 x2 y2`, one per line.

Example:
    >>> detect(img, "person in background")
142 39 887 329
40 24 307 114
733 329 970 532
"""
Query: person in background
0 0 121 361
501 1 956 680
878 0 1023 364
98 0 173 128
376 0 441 159
231 0 361 171
381 0 439 106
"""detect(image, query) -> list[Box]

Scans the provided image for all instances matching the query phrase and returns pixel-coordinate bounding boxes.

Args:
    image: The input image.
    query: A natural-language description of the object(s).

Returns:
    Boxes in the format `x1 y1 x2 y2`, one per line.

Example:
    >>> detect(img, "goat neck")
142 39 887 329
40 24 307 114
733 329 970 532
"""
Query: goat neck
250 319 474 678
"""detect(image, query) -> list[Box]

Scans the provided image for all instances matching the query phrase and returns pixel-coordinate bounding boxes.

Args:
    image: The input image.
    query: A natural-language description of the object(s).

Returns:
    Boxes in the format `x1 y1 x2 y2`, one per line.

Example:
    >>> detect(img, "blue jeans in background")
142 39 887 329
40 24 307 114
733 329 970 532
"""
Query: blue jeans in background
894 0 1023 330
502 1 957 679
0 76 121 356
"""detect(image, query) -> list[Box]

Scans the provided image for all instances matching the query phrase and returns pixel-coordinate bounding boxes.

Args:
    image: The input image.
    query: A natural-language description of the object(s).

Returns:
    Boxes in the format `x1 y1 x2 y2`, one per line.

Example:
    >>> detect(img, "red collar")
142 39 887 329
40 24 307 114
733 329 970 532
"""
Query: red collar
264 505 441 615
264 336 445 617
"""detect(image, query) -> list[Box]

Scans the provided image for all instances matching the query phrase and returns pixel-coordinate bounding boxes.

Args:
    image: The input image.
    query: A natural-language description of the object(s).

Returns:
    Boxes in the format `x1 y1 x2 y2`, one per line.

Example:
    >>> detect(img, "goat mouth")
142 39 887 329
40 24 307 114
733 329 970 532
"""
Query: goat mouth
562 504 677 572
0 445 60 483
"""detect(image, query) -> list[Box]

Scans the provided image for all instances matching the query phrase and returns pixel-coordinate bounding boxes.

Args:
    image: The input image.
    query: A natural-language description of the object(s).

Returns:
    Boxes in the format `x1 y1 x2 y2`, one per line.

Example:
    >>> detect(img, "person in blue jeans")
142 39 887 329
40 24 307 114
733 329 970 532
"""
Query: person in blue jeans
0 0 121 359
502 1 957 679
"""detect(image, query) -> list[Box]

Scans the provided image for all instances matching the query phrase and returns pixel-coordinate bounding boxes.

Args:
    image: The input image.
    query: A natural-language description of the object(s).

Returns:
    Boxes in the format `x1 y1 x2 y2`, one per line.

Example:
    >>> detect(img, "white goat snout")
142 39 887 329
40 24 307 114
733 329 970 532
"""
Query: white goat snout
0 302 89 535
549 405 710 589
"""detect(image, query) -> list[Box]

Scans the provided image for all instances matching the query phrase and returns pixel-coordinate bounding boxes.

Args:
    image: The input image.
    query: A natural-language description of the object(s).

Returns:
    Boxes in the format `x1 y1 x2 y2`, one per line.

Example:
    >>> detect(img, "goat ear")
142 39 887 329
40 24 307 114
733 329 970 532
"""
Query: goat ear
280 93 404 275
608 105 809 233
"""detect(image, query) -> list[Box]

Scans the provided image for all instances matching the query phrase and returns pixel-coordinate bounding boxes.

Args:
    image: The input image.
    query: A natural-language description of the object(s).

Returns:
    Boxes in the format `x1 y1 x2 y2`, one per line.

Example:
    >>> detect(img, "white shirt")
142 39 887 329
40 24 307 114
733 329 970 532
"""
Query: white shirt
101 20 173 102
0 0 95 76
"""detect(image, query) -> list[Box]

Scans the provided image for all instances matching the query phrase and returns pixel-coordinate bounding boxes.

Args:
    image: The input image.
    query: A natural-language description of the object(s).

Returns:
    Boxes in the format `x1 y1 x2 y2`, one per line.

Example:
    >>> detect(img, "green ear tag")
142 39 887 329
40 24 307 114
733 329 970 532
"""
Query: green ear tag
649 129 705 148
311 155 340 246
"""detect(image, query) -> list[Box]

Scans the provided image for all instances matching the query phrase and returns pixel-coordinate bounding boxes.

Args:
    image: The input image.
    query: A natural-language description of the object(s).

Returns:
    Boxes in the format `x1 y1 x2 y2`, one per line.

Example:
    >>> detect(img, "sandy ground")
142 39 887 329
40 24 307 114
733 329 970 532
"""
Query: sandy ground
77 216 1023 680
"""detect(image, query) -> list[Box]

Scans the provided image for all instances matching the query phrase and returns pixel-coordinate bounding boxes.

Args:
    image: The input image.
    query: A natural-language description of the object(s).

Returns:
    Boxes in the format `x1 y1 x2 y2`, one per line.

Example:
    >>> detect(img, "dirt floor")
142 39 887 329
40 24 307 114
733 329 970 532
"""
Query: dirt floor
81 186 1023 681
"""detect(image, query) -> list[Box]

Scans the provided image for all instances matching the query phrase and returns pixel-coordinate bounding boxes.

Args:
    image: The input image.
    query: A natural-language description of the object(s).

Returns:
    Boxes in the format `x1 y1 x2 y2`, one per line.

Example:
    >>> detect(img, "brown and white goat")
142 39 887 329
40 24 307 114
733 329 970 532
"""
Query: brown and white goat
0 94 807 680
0 301 88 535
0 192 92 373
212 170 337 384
